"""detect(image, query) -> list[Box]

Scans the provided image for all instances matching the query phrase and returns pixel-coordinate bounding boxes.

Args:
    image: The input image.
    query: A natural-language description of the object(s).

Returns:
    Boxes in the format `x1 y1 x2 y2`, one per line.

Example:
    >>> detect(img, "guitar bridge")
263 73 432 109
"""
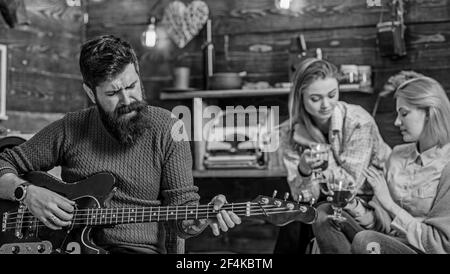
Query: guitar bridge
14 204 27 239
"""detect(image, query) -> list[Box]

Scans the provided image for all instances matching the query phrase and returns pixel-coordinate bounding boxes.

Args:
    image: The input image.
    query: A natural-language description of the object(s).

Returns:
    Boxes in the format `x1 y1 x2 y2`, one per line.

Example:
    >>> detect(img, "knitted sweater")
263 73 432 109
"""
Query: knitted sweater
0 106 200 253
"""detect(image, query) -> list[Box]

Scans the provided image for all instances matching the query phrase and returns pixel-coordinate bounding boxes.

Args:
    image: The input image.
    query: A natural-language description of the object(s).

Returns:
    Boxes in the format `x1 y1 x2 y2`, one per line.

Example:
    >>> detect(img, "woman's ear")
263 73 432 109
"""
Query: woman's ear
83 83 96 104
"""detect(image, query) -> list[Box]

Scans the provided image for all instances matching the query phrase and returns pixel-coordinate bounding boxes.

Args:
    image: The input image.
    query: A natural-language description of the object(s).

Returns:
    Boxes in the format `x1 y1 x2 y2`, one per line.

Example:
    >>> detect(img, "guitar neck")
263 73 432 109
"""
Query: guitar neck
3 171 316 233
2 198 314 235
73 202 284 226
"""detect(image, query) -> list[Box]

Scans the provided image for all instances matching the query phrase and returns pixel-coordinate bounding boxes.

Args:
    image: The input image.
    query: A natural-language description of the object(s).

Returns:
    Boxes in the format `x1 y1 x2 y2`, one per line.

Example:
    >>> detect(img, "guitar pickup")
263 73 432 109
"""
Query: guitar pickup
0 241 52 254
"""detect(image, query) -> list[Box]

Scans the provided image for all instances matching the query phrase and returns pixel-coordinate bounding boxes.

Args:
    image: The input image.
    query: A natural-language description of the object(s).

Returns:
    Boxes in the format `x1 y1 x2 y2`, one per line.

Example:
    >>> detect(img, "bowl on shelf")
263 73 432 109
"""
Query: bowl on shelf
209 72 247 90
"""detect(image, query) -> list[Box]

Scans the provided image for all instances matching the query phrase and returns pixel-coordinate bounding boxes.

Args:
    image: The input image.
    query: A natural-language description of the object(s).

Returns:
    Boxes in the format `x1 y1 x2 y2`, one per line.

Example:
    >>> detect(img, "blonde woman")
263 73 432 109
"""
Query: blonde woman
274 58 391 253
349 76 450 254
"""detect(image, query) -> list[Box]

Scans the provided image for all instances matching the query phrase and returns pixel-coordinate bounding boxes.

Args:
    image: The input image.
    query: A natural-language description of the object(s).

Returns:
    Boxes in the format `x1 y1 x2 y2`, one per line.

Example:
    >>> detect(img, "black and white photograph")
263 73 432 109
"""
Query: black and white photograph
0 0 449 269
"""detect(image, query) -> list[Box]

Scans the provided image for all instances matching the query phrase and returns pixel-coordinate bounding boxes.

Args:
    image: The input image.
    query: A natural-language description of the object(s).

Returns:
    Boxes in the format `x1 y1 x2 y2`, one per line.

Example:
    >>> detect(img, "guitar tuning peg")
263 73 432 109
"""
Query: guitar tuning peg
272 190 278 198
310 198 316 206
284 192 290 201
297 194 303 203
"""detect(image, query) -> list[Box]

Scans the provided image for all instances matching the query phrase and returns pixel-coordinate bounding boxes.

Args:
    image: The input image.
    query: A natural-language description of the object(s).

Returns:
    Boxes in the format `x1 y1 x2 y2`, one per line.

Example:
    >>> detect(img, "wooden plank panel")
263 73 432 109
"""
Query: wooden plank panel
184 23 450 88
210 0 450 35
1 27 81 74
85 1 450 112
23 0 84 36
7 70 87 112
89 22 450 71
2 110 64 133
87 0 450 35
2 0 85 114
86 0 167 28
212 22 450 67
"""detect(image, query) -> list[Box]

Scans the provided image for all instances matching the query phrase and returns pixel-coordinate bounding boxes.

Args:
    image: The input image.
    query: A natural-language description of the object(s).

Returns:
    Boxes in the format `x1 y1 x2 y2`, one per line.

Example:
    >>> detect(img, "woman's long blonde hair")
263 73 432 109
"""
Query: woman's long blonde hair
395 76 450 148
288 58 339 144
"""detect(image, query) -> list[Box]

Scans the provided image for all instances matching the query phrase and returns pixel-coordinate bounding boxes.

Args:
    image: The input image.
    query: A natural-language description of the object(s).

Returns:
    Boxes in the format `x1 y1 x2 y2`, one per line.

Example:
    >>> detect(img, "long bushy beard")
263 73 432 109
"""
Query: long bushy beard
98 100 150 146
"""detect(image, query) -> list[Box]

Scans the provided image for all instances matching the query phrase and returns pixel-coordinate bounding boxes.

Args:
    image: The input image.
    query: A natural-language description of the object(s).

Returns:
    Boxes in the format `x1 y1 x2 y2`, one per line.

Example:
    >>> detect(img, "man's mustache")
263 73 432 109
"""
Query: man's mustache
115 101 146 116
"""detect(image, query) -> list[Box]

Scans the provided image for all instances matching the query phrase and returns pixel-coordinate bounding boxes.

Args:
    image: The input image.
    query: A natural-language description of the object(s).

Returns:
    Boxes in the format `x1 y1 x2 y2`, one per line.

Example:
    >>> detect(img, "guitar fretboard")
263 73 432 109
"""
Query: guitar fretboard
74 203 281 226
3 201 312 232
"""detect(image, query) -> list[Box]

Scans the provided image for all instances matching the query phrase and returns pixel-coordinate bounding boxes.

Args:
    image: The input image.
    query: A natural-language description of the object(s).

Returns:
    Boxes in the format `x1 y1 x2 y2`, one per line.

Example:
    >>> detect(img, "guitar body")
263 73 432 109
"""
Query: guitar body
0 171 116 254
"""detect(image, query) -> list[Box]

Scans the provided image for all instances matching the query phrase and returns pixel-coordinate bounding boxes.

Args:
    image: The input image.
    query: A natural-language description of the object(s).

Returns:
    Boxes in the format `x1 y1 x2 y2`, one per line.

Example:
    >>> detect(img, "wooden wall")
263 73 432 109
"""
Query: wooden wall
0 0 86 132
86 0 450 94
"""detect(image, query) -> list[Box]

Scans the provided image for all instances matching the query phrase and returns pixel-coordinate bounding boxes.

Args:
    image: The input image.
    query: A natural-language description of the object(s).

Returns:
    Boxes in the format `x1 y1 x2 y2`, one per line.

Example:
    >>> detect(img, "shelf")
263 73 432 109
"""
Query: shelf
339 84 374 93
160 85 373 100
192 169 287 178
160 88 290 100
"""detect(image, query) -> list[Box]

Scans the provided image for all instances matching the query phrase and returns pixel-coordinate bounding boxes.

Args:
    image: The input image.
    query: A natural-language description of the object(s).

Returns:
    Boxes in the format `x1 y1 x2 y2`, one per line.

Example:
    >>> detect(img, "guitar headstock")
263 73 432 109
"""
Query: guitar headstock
250 191 317 226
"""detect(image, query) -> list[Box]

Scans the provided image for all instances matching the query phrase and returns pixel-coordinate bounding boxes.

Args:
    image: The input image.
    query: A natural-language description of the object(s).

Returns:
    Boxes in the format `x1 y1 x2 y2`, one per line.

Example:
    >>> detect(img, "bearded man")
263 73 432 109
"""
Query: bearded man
0 35 240 254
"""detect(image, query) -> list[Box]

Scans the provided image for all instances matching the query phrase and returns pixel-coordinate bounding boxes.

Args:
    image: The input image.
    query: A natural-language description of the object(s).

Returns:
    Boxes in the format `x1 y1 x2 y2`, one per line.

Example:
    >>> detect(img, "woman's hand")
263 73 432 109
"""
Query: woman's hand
24 185 75 230
298 148 324 175
363 167 395 211
293 125 325 175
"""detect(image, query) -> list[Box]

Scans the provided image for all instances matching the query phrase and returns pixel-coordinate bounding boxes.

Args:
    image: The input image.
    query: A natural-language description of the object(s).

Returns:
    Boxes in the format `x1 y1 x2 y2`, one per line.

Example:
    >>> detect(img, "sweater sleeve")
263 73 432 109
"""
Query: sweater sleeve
387 163 450 254
0 118 66 177
417 163 450 253
158 116 201 239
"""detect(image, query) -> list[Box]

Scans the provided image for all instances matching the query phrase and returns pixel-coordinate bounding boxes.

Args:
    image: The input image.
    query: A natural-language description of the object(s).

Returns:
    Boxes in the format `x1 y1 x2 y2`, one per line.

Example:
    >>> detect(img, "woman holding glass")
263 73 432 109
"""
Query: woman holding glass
274 58 391 253
344 76 450 254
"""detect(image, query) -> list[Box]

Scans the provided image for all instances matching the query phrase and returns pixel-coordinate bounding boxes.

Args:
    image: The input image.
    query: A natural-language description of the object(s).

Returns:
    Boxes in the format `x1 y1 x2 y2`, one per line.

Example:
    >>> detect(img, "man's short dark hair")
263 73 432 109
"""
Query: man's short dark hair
79 35 140 91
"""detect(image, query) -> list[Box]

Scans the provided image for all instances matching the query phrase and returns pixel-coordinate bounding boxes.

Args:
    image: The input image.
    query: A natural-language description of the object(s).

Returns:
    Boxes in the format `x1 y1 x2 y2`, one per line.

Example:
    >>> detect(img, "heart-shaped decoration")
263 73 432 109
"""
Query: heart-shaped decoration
161 0 209 48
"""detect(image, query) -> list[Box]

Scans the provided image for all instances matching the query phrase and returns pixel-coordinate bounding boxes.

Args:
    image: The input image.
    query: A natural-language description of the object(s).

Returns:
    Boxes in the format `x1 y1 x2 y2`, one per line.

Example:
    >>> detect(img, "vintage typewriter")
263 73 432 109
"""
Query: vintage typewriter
202 108 271 169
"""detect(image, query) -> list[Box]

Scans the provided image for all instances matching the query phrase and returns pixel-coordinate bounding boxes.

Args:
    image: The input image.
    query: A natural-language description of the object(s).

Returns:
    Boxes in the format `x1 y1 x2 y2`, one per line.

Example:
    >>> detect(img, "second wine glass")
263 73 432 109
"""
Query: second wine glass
327 171 357 222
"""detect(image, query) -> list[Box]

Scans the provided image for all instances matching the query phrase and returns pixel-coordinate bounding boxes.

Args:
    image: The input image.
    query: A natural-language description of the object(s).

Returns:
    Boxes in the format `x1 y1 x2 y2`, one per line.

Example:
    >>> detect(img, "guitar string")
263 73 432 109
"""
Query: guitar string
3 207 309 230
5 213 312 229
4 202 310 220
3 211 305 230
4 205 305 223
3 209 303 230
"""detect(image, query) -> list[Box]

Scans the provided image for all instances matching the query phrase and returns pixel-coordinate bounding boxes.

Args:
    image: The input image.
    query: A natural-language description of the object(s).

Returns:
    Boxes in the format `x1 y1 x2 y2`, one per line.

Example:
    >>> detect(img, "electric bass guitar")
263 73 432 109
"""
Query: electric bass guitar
0 171 317 254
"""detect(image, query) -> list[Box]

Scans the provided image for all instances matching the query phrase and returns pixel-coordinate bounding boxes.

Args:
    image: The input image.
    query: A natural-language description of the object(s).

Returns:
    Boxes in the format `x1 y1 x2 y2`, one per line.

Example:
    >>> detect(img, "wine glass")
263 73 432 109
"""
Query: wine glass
308 143 331 195
327 171 357 222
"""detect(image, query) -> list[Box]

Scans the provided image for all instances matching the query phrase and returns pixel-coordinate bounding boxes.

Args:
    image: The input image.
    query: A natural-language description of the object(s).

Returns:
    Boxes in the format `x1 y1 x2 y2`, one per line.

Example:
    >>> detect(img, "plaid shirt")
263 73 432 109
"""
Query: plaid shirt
280 101 392 201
